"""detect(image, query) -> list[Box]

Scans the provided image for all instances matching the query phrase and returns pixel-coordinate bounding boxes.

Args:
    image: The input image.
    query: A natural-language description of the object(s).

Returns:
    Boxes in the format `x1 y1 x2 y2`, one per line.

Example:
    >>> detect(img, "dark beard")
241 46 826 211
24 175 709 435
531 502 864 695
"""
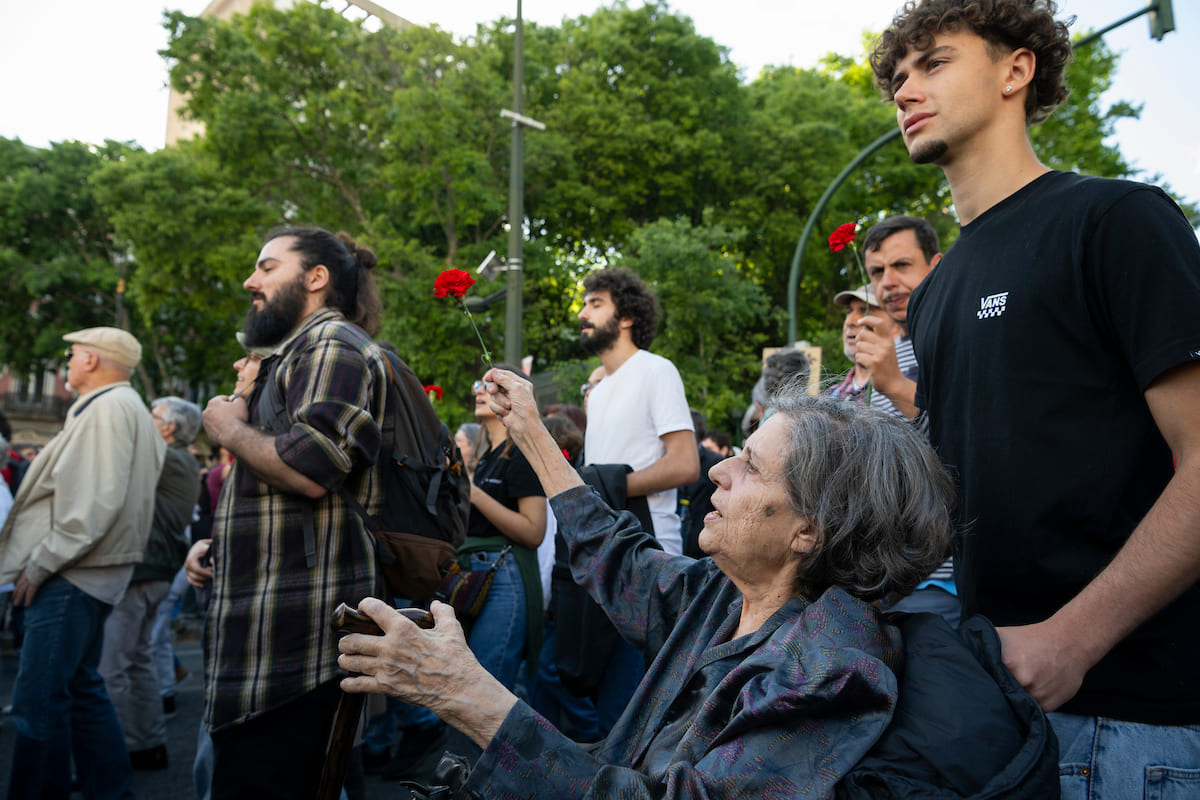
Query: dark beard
243 274 308 347
579 317 620 355
909 138 949 165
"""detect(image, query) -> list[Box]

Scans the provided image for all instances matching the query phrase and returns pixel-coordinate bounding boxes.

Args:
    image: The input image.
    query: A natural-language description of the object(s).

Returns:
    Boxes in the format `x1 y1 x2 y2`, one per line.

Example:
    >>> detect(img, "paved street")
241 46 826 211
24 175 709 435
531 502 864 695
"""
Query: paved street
0 618 416 799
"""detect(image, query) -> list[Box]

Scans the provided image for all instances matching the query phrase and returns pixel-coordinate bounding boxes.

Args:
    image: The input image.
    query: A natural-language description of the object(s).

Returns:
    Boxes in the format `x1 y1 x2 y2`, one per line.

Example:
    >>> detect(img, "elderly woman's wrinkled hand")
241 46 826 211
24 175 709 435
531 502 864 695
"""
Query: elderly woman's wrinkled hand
337 599 483 713
482 368 541 440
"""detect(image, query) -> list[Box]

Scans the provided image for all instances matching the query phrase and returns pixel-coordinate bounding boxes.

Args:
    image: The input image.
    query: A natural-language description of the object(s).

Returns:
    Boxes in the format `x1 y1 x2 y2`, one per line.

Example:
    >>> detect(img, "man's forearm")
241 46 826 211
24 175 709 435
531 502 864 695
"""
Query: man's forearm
626 463 691 497
220 421 327 498
875 376 919 419
626 431 700 498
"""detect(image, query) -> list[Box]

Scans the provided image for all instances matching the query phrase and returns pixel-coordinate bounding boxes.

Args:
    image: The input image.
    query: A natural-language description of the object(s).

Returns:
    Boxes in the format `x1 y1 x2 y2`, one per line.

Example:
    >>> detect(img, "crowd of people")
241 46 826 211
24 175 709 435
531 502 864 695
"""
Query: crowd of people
2 1 1199 798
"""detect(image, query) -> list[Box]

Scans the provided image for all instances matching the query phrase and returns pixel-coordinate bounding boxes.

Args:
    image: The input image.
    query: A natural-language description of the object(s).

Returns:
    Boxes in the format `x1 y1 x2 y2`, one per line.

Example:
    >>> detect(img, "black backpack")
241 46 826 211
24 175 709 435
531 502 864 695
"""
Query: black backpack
256 331 470 604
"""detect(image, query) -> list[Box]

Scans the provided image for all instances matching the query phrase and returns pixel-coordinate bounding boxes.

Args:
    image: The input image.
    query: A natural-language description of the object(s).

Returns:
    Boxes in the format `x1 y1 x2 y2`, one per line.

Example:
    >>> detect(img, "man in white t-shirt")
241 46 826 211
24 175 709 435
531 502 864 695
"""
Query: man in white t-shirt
579 268 699 555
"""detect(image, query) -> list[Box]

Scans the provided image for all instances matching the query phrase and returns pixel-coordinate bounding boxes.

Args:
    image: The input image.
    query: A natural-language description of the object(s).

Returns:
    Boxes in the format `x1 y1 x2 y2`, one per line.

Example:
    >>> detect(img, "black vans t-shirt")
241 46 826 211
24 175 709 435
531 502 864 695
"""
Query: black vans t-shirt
909 171 1200 724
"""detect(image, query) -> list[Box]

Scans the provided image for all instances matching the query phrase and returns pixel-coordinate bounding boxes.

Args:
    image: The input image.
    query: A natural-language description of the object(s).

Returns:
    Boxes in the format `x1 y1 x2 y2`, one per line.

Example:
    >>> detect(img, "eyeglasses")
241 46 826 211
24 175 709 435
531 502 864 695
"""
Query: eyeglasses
472 380 486 393
63 347 75 361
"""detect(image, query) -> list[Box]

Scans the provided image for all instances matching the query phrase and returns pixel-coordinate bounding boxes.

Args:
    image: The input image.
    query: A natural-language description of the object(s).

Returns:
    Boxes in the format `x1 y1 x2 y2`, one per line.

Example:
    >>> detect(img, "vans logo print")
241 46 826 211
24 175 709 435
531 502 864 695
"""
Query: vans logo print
977 292 1010 320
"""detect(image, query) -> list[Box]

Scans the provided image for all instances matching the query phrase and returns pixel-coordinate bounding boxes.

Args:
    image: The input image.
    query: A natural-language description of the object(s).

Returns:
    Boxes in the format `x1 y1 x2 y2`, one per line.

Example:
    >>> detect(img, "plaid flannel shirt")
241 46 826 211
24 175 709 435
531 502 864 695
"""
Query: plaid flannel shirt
204 309 387 732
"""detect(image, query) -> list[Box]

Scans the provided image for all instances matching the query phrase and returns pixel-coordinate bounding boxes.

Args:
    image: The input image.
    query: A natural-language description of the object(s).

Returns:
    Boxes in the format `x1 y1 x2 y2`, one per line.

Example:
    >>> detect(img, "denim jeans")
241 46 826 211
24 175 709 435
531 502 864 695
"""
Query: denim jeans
7 575 133 800
193 720 213 800
1051 712 1200 800
530 617 600 741
465 549 526 691
150 566 190 695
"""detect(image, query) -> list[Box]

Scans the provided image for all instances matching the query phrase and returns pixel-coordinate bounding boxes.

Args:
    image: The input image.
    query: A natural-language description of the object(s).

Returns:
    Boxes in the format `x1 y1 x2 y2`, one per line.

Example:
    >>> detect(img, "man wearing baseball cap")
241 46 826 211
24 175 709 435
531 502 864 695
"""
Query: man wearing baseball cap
0 326 165 799
825 284 893 404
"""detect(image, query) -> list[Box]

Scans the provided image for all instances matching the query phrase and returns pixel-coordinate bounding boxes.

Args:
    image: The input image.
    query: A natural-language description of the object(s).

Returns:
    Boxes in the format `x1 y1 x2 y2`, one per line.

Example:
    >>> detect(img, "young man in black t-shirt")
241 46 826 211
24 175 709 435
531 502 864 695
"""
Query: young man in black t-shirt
871 1 1200 793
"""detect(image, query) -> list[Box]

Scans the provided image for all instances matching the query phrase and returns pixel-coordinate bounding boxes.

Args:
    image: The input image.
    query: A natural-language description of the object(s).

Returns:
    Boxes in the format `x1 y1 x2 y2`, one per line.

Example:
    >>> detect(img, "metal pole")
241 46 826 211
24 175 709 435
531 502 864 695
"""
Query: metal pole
504 0 525 366
785 128 900 344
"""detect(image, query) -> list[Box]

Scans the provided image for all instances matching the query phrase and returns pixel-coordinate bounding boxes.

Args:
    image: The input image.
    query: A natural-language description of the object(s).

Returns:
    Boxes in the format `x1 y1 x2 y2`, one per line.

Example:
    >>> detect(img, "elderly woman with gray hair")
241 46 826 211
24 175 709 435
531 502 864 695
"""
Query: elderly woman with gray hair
338 370 952 798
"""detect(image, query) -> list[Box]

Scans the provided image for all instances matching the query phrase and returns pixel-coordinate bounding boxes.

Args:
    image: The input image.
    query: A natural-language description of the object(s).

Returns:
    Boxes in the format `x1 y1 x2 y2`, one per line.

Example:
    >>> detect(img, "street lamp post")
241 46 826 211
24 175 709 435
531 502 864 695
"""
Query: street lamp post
500 1 546 368
504 0 525 367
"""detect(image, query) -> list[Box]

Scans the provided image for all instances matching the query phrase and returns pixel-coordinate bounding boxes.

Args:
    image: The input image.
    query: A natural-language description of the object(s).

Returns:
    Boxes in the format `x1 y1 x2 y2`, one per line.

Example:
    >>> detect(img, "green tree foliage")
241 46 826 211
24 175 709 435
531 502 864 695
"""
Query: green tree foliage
1033 37 1136 178
0 138 135 378
618 215 781 433
717 64 951 336
1 1 1154 424
161 2 522 406
90 140 274 389
522 1 744 250
164 3 395 235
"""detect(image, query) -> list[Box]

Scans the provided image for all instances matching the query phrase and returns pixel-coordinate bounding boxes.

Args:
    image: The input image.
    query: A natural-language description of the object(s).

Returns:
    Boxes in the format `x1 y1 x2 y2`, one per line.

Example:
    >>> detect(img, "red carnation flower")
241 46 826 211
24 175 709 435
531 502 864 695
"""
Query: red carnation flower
828 222 858 253
433 268 492 368
434 269 476 299
424 384 444 401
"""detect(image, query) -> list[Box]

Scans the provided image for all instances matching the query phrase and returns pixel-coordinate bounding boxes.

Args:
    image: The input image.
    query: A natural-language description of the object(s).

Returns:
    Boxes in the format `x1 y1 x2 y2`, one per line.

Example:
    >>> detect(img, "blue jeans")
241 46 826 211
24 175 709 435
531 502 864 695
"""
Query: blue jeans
530 617 600 741
466 549 526 691
193 720 213 800
7 575 133 800
150 566 190 695
1051 712 1200 799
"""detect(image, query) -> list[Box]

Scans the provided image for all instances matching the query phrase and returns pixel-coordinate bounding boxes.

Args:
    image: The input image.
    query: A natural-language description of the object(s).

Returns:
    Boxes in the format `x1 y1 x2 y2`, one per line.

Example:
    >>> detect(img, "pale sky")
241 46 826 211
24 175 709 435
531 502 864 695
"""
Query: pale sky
1 0 1197 208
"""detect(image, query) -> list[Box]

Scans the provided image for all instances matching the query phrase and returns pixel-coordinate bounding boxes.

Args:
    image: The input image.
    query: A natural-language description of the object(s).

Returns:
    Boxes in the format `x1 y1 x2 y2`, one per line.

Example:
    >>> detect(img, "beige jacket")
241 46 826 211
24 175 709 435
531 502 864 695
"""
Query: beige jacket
0 382 165 587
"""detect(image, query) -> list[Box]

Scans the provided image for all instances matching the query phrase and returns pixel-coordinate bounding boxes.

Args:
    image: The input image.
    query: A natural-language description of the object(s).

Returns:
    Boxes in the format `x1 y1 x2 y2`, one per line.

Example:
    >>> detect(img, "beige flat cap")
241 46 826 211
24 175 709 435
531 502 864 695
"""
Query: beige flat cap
63 327 142 369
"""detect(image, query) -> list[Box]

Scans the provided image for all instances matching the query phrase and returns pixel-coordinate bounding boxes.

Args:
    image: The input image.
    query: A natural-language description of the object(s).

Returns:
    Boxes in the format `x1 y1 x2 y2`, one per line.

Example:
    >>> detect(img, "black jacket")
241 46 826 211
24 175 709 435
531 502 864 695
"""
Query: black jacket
838 613 1059 799
549 465 652 697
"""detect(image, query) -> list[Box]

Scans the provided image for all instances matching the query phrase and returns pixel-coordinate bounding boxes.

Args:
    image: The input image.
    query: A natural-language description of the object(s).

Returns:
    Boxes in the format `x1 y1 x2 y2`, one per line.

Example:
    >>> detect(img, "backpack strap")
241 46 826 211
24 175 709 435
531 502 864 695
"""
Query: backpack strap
337 485 378 533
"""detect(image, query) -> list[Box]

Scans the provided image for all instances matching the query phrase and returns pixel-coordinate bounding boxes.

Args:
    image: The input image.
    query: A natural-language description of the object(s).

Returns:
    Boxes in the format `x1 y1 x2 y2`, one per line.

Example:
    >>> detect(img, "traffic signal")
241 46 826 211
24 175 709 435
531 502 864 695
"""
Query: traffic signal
1148 0 1176 41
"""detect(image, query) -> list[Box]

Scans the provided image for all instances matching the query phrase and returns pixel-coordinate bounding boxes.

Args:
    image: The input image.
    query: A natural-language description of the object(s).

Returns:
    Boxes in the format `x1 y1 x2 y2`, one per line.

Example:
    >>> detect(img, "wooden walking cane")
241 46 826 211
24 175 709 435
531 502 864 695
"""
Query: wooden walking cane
317 603 435 800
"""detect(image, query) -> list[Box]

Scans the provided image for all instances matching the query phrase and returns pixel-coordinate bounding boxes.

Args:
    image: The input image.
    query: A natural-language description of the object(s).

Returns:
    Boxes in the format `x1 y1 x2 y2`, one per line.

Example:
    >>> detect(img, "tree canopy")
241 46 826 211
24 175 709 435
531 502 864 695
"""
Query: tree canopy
0 0 1167 431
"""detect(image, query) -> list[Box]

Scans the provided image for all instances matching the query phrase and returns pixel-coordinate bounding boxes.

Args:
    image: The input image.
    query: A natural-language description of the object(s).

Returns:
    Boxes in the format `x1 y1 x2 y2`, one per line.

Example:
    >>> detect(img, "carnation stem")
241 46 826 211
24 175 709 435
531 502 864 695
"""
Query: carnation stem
459 299 493 369
849 242 872 408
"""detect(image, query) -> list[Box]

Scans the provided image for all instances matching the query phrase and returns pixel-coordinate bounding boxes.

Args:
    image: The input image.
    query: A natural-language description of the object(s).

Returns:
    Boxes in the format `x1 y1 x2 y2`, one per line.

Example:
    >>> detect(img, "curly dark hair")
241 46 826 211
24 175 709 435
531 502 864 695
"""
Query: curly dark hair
581 268 661 350
771 393 954 602
870 0 1073 125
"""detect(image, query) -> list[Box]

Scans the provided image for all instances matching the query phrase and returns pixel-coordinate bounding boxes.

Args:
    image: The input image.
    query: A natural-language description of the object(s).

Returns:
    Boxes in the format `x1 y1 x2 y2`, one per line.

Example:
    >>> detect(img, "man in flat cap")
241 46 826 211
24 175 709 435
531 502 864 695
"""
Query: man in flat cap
0 326 165 799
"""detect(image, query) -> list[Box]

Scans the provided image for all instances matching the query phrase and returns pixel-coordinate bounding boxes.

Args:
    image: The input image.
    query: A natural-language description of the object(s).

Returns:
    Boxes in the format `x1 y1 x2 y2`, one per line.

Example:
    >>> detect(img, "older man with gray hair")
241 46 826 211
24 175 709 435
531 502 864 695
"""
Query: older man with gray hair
0 326 165 799
100 396 203 771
